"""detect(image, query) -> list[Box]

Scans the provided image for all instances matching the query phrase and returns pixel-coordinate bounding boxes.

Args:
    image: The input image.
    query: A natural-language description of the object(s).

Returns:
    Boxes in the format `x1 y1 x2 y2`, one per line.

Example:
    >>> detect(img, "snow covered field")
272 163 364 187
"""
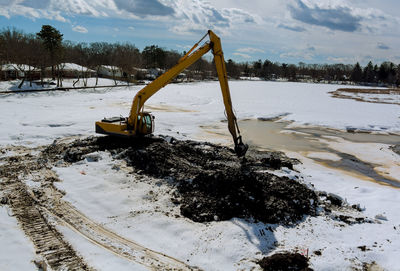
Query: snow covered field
0 80 399 270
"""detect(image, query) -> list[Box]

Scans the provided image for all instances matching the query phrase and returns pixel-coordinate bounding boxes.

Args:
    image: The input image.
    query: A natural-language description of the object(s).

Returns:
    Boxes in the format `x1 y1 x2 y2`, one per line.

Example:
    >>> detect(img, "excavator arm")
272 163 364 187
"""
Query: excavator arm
96 30 248 157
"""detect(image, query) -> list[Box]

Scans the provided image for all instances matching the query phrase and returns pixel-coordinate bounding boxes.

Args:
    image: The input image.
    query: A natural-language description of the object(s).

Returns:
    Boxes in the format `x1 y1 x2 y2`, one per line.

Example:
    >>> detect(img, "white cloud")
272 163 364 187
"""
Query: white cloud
237 47 265 54
48 0 115 17
280 50 315 61
0 1 68 22
163 0 261 35
72 25 88 33
114 0 174 18
176 44 192 50
0 0 261 36
0 0 116 21
377 42 390 50
277 23 306 32
288 0 399 34
327 56 356 63
128 26 135 30
233 52 251 59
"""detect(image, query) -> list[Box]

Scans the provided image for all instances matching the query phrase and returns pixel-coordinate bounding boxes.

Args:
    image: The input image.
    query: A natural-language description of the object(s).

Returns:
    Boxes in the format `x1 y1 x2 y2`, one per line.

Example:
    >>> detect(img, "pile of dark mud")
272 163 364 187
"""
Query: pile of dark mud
45 135 318 224
258 252 313 271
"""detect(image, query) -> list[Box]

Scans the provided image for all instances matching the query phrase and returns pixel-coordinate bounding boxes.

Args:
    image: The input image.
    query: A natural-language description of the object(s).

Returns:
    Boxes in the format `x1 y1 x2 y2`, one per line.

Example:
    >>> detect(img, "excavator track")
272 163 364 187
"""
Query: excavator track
2 181 91 271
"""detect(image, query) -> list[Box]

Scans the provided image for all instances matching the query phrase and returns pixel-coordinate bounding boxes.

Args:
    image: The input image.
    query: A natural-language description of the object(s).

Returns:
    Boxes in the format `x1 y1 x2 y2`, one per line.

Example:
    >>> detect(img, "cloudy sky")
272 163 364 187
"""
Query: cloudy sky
0 0 399 65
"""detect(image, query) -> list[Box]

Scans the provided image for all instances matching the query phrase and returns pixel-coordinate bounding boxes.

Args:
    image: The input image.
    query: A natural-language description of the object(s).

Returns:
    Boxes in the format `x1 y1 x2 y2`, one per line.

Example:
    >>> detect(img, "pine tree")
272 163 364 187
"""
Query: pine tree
363 61 375 83
350 62 362 83
36 25 63 80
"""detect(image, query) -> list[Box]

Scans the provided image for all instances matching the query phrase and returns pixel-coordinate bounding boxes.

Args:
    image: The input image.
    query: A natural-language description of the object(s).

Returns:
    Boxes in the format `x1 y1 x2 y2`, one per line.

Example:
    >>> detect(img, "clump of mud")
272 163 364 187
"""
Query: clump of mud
47 135 318 224
258 252 313 271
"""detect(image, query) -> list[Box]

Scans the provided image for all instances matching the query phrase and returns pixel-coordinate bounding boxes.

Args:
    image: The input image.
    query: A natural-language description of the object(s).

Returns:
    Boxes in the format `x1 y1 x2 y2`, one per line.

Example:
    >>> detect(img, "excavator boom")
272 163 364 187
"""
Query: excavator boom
95 30 248 157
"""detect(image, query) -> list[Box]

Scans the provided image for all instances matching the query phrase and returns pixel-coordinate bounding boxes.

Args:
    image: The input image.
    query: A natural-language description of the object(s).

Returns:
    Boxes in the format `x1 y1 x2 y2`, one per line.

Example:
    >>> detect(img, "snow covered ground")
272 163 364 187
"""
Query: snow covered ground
0 80 399 270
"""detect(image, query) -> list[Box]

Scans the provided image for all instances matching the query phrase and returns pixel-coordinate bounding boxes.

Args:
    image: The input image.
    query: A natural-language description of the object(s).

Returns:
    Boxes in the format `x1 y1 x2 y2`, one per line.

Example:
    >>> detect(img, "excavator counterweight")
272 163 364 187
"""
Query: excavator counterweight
95 30 248 157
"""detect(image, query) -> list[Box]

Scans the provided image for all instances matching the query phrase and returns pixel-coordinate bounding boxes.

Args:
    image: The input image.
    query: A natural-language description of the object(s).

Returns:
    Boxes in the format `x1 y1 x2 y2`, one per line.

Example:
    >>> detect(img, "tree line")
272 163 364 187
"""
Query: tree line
1 25 399 87
227 59 400 86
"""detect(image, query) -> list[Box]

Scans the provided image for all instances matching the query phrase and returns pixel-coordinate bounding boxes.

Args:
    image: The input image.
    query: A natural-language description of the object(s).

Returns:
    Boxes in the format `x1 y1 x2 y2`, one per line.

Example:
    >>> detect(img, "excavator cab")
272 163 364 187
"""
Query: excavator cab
137 112 155 135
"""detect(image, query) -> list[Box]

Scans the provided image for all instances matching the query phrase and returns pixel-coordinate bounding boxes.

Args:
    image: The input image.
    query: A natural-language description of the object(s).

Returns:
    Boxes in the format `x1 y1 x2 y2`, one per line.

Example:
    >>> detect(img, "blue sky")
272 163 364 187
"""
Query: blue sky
0 0 399 65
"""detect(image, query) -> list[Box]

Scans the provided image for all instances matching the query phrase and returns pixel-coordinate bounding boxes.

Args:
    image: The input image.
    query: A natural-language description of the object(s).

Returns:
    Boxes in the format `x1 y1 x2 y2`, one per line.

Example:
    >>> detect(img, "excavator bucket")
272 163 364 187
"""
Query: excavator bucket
234 136 248 157
235 143 248 157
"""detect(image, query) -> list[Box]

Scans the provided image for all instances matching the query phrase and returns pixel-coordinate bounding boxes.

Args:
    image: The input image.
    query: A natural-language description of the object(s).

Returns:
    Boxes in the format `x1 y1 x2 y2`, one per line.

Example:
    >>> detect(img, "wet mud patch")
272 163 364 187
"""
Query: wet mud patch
239 119 400 188
329 88 400 105
312 152 400 188
48 135 319 225
258 252 313 271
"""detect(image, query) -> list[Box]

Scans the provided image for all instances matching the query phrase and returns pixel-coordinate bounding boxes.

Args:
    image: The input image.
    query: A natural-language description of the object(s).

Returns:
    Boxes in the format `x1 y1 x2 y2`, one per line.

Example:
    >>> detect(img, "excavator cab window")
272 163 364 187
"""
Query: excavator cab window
143 114 153 132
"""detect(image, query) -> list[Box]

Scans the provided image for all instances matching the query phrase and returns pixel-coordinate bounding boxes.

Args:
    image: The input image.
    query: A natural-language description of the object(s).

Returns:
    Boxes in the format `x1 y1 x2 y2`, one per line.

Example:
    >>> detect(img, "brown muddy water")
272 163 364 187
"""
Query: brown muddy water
201 119 400 188
239 119 400 151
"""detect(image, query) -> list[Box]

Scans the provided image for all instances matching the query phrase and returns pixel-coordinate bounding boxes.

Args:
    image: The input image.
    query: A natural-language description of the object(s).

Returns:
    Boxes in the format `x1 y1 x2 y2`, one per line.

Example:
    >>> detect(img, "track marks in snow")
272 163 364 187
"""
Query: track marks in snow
49 201 198 270
0 145 198 271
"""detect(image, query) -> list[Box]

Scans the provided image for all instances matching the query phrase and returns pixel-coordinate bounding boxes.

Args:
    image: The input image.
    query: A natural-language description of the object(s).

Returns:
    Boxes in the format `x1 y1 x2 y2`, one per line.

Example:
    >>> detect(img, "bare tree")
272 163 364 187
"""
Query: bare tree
114 43 140 85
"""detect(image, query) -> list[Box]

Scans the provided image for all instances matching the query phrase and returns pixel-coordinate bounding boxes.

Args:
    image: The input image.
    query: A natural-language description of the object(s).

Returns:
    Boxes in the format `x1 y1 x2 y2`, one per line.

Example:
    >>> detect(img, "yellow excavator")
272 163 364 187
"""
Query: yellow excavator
95 30 248 157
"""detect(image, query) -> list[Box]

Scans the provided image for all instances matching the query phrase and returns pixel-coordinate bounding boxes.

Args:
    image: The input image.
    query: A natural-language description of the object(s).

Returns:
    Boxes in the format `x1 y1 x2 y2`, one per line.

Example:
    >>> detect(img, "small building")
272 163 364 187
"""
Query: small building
132 68 148 80
45 63 96 78
98 65 123 78
147 68 164 79
59 63 96 78
132 67 164 80
1 63 39 80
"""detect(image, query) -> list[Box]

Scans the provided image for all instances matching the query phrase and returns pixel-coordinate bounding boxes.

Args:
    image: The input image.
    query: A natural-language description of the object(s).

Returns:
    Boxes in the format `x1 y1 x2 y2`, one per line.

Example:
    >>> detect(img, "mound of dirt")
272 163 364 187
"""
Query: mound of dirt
258 252 313 271
46 135 318 224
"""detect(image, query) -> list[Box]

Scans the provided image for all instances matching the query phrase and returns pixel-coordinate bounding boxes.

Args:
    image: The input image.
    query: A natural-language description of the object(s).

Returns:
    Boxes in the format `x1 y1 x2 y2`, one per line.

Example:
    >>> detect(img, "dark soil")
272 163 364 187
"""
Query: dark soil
313 250 322 256
258 252 313 271
46 135 319 224
357 245 370 252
